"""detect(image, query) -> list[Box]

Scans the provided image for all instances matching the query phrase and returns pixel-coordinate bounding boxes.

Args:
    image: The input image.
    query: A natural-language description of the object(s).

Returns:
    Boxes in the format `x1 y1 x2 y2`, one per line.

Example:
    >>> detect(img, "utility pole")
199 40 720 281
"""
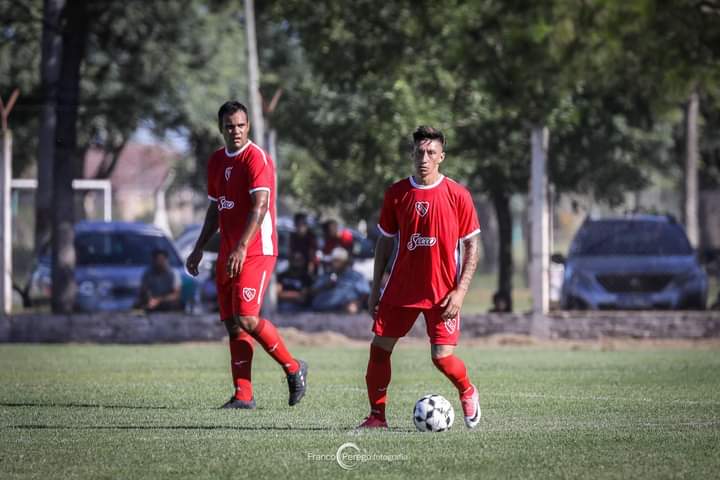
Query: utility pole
0 89 19 315
244 0 277 313
244 0 265 149
530 126 550 322
685 90 699 248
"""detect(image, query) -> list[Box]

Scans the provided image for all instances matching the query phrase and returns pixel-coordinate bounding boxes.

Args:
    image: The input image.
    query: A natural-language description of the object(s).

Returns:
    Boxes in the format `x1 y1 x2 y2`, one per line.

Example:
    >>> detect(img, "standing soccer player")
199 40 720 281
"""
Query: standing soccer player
358 126 481 429
186 101 307 409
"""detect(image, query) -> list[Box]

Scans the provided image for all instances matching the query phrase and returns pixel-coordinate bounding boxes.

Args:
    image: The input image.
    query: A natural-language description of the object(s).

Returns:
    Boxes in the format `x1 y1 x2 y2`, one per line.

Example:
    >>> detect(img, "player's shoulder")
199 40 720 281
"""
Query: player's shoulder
208 147 226 165
385 177 413 196
245 141 271 165
443 176 473 197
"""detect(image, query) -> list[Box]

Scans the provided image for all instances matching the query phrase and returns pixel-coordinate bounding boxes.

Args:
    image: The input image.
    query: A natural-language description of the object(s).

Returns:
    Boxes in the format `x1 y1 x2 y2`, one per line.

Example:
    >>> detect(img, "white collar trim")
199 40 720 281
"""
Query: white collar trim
225 140 253 157
409 174 445 190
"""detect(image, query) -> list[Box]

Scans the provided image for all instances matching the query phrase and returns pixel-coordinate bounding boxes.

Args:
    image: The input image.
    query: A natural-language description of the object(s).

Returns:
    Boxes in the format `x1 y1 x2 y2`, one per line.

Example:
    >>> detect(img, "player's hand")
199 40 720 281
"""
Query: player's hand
226 245 247 278
186 248 203 277
368 290 381 318
440 289 466 320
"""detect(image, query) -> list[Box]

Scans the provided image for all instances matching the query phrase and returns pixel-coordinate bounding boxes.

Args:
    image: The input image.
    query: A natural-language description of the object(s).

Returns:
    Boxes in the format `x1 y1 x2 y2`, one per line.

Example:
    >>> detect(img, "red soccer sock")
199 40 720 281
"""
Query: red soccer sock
251 319 299 374
432 354 473 397
365 344 392 420
229 332 254 401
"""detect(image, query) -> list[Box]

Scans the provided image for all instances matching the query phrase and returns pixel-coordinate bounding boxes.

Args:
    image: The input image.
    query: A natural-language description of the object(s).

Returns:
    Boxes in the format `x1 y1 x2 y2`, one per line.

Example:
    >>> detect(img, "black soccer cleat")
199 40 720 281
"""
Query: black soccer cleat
287 359 308 406
220 397 257 409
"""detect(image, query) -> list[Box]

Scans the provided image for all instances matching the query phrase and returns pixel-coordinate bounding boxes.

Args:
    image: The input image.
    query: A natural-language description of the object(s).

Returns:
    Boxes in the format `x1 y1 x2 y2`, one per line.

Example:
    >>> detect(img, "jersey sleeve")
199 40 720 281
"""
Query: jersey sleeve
247 147 273 195
458 188 481 240
207 154 219 202
377 187 398 237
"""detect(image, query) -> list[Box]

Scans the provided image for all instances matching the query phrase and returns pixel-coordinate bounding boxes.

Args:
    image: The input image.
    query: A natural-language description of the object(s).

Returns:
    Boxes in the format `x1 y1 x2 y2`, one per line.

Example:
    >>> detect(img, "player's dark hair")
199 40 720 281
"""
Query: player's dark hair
412 125 445 149
151 248 168 258
217 101 249 130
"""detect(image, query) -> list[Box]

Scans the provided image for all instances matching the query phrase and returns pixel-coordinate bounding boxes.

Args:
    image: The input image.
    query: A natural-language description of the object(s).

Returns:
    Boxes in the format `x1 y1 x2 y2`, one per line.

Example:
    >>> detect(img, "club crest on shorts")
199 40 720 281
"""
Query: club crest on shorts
225 166 233 181
444 316 457 334
415 201 430 217
242 287 256 302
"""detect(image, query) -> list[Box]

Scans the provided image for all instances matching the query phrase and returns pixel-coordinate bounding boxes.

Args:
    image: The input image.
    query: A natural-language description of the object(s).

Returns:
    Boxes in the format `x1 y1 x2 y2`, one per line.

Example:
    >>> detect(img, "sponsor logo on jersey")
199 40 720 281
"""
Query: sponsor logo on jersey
415 201 430 217
225 166 233 181
242 287 256 302
218 196 235 210
444 316 457 334
407 233 437 251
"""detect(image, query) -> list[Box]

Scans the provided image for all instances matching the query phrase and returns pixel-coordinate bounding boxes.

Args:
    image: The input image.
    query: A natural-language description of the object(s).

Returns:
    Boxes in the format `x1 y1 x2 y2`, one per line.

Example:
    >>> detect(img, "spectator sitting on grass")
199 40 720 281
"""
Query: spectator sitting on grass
311 247 369 313
136 249 182 312
488 290 512 313
277 252 314 313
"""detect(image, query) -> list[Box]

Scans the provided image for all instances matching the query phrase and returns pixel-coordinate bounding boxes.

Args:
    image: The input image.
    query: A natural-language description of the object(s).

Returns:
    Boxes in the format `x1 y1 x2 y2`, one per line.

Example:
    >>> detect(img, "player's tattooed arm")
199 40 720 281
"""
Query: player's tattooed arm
440 234 480 319
457 234 480 293
186 203 219 276
226 190 269 277
368 235 395 316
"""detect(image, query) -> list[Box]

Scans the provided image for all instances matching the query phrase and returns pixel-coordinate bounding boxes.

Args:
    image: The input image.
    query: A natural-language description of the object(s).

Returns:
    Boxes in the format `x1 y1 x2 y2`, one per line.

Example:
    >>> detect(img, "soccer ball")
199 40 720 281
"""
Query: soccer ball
413 394 455 432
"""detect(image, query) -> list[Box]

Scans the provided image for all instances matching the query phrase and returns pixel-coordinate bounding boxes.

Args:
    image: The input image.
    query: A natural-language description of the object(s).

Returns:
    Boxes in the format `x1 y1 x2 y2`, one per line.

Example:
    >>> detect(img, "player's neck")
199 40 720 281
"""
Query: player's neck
225 140 250 156
412 171 442 186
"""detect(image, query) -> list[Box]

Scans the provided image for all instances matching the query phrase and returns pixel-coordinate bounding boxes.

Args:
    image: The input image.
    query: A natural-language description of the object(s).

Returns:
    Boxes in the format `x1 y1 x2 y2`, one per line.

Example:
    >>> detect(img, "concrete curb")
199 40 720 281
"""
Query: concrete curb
1 311 719 343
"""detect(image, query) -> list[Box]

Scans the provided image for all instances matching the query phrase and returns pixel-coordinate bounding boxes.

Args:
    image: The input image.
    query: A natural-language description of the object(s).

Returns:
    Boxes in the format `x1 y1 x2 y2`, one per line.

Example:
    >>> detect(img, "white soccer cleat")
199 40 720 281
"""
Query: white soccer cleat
460 384 481 429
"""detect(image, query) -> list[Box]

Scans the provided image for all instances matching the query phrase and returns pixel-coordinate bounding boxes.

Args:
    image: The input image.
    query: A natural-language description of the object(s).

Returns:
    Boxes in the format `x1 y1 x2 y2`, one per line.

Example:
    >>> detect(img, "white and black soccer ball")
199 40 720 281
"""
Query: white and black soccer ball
413 394 455 432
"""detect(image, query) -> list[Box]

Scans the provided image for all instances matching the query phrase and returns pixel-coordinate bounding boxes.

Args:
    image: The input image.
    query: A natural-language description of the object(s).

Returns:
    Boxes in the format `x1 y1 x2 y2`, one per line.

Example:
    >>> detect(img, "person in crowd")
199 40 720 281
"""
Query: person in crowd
289 212 319 275
321 219 353 256
136 249 182 312
277 251 314 313
311 247 369 313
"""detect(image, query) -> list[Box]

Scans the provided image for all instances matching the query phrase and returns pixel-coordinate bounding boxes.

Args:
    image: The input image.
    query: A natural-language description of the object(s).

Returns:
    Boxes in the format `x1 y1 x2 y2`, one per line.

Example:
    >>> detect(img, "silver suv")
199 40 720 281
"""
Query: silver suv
560 215 707 310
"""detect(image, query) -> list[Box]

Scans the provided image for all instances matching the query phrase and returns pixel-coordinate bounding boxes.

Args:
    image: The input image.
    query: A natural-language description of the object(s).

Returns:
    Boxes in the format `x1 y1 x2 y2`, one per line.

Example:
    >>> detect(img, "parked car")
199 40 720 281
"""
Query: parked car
30 221 194 312
558 215 707 310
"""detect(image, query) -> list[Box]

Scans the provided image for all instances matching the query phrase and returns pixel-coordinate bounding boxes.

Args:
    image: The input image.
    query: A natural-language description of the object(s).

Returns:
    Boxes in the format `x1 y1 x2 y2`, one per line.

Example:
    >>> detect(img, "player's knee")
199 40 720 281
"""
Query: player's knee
236 315 259 333
431 344 454 360
223 318 243 338
371 335 398 352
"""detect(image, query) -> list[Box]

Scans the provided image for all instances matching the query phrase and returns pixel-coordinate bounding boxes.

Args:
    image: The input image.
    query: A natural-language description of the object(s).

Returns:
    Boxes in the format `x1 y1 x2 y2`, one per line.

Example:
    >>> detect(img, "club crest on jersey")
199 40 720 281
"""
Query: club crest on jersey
218 196 235 211
415 201 430 217
407 233 437 251
225 166 233 181
242 288 256 302
444 316 457 334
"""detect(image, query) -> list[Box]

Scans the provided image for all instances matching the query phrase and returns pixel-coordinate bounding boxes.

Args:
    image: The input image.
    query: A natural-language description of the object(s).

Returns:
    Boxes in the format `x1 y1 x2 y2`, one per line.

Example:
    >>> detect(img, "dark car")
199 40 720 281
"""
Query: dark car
30 221 194 312
560 215 707 310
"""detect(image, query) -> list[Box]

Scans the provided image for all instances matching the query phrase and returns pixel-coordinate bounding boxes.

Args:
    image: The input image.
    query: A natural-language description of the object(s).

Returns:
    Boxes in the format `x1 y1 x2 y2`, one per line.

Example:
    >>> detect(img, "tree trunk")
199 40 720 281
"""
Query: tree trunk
244 0 265 148
51 0 88 313
35 0 65 256
685 89 699 248
476 198 497 273
491 188 513 312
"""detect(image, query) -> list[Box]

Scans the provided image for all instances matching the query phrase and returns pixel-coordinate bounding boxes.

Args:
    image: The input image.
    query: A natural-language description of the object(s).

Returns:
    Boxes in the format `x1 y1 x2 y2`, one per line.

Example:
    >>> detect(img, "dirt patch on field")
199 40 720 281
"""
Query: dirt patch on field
277 329 720 350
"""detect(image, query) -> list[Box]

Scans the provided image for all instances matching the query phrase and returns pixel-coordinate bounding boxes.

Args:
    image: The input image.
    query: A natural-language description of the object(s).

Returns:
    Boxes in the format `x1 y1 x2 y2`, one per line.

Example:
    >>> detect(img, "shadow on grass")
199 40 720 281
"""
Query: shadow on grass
2 424 401 432
0 402 178 410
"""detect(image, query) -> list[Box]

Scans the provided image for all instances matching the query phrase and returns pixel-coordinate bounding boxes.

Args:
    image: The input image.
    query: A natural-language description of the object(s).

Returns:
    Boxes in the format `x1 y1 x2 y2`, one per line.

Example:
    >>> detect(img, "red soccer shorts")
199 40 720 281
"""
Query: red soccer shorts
372 301 461 345
216 255 276 320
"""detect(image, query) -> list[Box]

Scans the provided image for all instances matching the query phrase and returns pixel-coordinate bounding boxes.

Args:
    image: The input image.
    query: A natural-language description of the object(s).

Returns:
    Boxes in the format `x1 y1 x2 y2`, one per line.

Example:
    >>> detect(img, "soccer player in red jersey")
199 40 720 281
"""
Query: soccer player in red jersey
358 126 481 429
186 101 307 409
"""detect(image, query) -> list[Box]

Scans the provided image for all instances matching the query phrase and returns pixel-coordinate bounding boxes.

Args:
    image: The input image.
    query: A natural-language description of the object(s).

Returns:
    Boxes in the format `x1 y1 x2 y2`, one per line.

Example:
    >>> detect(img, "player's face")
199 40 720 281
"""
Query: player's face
221 110 250 152
413 139 445 180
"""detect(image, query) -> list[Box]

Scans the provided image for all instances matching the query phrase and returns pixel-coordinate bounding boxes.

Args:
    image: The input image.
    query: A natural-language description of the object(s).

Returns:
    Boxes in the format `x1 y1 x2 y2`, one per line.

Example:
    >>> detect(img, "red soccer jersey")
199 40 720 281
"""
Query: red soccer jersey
378 175 480 308
207 142 278 260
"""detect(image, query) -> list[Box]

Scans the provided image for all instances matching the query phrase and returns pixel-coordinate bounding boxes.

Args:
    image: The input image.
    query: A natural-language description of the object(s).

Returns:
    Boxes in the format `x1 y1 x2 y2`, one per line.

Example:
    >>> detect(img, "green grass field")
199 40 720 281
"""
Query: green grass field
1 342 719 479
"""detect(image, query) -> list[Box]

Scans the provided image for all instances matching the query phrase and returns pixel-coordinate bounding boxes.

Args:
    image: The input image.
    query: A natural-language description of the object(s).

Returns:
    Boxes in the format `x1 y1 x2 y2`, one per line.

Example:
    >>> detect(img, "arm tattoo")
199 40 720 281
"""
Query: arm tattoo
457 235 480 292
